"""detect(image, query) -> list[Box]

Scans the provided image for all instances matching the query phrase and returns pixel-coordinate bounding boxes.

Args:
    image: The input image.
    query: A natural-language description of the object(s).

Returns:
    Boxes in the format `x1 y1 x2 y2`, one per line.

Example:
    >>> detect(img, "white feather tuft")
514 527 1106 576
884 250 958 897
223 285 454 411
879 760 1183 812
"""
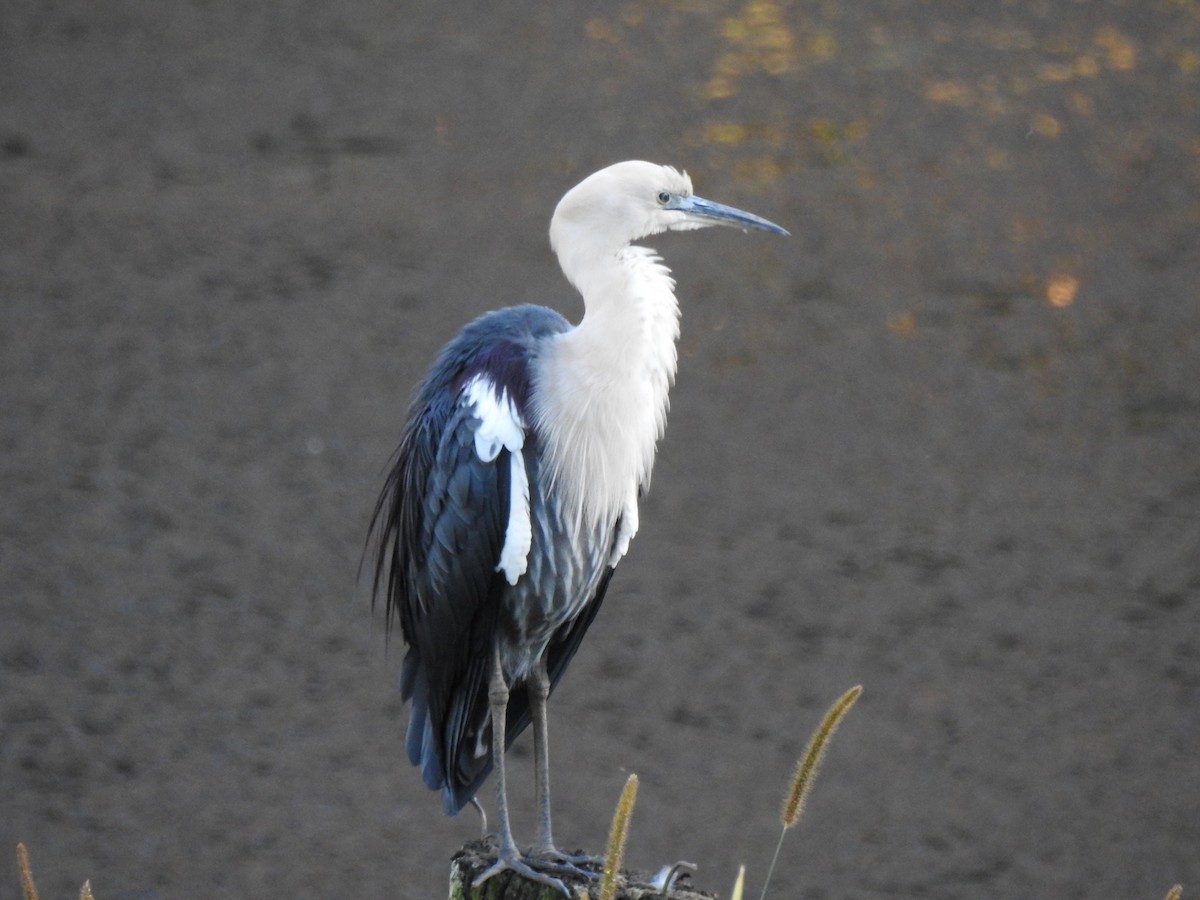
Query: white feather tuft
462 375 531 584
499 447 532 584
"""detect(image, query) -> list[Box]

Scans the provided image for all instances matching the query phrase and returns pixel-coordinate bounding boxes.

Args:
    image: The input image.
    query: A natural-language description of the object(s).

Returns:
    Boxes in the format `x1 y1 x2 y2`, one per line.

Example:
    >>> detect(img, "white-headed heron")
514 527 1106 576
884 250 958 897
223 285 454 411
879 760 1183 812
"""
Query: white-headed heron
365 161 786 893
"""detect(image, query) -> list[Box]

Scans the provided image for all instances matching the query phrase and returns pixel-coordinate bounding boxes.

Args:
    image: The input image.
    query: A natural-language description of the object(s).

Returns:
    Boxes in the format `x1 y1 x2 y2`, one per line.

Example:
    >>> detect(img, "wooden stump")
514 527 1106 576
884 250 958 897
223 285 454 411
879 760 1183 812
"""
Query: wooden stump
448 840 717 900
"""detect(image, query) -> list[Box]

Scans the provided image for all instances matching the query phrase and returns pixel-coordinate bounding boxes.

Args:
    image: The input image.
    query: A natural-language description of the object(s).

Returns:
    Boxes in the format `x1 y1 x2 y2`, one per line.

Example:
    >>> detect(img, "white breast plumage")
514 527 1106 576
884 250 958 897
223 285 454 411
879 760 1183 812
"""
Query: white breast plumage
532 246 680 544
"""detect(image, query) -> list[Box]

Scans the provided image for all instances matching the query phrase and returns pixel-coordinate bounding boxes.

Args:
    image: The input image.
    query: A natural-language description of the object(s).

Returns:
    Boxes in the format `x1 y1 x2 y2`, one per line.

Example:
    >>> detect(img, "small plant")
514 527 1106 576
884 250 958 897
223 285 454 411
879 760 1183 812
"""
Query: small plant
759 684 862 900
17 843 37 900
16 843 95 900
599 773 639 900
729 865 746 900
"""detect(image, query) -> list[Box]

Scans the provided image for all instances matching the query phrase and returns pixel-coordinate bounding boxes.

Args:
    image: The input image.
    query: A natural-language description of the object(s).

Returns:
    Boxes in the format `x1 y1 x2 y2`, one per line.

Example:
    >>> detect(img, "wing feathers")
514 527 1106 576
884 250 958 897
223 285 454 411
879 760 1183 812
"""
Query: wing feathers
366 305 630 816
462 374 532 584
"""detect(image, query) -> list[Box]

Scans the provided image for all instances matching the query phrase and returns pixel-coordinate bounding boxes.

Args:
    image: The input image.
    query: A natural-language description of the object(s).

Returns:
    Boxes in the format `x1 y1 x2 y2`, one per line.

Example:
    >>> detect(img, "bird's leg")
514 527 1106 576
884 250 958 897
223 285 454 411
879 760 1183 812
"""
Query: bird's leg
472 647 571 896
486 646 518 857
529 657 603 873
529 656 556 855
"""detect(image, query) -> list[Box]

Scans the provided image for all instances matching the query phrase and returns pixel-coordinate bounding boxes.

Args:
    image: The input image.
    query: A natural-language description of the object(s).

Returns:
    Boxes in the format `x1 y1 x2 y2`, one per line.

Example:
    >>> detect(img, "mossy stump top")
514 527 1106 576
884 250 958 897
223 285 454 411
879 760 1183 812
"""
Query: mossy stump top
449 841 717 900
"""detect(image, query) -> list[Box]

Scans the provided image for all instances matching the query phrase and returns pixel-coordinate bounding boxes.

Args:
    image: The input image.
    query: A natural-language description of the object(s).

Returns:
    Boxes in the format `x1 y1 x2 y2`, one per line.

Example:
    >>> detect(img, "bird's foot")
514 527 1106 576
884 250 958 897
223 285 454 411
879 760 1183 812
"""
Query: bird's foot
472 847 573 897
528 844 604 879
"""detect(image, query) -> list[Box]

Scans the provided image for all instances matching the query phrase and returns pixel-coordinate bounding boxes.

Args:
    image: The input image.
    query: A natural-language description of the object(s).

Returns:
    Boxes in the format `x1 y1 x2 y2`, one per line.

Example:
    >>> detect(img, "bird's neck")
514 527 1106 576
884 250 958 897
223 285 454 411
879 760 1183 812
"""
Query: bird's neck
534 245 681 525
571 246 680 380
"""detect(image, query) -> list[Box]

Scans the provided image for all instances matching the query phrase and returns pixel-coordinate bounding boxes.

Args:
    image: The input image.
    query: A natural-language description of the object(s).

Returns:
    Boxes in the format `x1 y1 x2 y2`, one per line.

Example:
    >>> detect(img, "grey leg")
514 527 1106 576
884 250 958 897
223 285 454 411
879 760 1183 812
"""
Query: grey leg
529 656 557 855
471 647 570 895
529 657 602 873
487 646 518 859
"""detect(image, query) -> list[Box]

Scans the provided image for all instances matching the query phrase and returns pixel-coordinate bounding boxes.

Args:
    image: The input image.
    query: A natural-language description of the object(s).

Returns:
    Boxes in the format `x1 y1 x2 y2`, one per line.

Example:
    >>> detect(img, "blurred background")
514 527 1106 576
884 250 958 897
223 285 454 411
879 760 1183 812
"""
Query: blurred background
2 1 1197 897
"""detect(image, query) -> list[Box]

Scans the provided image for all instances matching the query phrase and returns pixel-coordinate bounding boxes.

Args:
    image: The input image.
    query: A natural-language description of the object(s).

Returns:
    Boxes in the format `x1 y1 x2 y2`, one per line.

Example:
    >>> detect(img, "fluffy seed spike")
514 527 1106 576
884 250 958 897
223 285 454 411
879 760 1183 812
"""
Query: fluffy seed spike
782 685 863 828
760 685 863 900
599 774 639 900
17 843 39 900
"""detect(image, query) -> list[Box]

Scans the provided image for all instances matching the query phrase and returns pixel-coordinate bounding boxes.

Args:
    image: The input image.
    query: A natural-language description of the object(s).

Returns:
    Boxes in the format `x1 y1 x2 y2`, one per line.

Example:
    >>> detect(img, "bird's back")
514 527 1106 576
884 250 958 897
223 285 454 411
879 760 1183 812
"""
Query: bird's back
367 303 625 814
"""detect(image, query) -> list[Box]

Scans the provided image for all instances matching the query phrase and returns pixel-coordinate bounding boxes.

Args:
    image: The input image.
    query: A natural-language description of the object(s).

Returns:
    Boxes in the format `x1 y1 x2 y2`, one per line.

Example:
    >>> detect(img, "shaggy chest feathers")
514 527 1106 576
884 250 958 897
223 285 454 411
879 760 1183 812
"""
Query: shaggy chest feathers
531 246 681 532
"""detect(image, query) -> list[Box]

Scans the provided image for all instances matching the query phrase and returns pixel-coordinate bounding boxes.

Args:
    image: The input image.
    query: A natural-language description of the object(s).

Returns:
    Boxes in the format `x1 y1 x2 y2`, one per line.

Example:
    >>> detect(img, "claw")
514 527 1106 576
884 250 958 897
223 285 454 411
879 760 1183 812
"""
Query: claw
528 848 603 881
649 860 697 892
531 845 604 876
472 849 572 896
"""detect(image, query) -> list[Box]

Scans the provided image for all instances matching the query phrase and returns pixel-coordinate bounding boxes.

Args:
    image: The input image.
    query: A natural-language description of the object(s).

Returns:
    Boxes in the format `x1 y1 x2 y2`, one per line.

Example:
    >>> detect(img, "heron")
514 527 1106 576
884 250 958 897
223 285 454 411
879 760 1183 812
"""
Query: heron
365 160 786 893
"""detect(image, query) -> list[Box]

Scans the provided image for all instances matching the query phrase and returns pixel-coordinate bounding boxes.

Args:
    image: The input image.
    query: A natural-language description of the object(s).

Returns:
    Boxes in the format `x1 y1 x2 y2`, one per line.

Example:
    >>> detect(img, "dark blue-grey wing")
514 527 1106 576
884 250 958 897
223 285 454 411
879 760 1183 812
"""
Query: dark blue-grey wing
365 303 572 815
368 392 510 785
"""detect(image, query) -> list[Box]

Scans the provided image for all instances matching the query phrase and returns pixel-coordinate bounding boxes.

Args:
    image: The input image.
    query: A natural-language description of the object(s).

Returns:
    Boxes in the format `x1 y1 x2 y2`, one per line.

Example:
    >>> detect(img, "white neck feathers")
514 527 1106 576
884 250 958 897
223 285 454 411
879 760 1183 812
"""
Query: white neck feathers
533 245 680 526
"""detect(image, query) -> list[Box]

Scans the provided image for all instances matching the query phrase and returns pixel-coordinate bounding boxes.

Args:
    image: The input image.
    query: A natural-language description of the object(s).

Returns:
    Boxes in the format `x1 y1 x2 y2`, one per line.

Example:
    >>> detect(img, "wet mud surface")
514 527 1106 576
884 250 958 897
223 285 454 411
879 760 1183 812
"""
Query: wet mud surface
2 2 1198 898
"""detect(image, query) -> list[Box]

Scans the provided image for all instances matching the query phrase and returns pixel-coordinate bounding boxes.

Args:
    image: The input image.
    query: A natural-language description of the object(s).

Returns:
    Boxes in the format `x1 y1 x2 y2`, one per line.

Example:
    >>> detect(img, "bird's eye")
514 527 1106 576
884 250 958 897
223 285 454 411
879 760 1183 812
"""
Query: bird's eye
656 190 671 205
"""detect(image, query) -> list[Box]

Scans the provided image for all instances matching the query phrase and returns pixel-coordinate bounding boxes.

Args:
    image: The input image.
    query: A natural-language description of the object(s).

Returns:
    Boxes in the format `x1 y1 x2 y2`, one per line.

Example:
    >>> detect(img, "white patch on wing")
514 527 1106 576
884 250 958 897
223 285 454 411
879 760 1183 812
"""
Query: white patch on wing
499 447 531 585
465 375 523 463
462 375 532 585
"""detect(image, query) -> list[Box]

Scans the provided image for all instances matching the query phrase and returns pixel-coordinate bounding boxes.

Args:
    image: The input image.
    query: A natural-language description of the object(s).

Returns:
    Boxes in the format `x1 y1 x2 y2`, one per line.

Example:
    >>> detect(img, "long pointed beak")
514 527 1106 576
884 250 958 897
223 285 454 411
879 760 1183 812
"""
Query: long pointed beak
668 194 789 235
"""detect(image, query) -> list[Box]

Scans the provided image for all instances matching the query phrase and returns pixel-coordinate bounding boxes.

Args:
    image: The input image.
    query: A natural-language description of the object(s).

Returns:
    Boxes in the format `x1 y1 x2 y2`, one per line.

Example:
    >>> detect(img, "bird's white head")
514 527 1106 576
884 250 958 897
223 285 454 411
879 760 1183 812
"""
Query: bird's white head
549 160 787 292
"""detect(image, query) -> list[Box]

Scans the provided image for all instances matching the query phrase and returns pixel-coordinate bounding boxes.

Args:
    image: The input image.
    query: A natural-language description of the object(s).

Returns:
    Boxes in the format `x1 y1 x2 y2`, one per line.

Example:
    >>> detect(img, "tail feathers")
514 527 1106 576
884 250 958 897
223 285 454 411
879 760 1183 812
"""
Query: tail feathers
443 781 476 815
443 695 495 815
400 649 490 814
400 652 420 701
400 655 445 791
405 705 442 792
420 726 442 791
444 756 491 815
404 704 426 768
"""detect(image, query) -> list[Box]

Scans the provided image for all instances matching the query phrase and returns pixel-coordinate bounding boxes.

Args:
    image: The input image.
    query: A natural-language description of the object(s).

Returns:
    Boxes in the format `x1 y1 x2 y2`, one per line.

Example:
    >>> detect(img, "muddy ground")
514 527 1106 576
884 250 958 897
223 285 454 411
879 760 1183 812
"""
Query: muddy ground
2 1 1197 898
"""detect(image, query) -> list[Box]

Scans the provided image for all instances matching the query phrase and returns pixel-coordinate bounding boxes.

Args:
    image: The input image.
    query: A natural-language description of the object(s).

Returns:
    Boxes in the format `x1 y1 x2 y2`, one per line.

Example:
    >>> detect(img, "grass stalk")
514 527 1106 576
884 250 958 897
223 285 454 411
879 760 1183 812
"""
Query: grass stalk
599 774 639 900
730 865 746 900
759 685 862 900
17 843 39 900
